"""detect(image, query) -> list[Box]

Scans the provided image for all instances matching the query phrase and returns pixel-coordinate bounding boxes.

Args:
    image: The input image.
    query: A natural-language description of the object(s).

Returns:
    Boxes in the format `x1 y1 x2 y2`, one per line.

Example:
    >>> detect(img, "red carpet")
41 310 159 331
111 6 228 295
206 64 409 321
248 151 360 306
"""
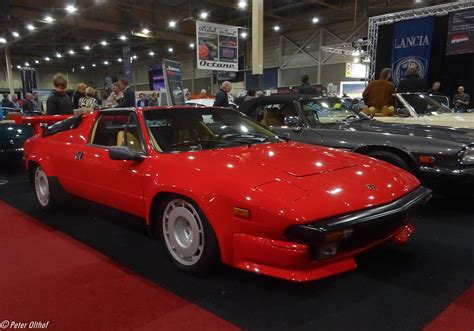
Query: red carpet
424 285 474 331
0 201 238 331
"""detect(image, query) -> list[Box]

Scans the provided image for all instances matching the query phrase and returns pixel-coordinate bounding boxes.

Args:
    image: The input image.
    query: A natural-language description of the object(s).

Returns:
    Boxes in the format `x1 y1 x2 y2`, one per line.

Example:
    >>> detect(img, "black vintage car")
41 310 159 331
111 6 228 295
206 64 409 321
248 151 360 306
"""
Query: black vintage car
240 95 474 194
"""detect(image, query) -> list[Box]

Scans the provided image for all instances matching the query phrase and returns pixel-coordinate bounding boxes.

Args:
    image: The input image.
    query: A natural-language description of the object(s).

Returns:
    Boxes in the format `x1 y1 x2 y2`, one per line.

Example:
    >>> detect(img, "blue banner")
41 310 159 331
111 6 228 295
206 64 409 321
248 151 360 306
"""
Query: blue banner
391 17 434 85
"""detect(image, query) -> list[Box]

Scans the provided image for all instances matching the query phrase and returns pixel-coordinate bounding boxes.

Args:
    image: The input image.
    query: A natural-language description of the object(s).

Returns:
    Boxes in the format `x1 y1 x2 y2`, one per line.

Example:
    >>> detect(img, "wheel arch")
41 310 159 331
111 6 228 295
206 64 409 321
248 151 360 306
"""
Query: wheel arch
353 145 419 173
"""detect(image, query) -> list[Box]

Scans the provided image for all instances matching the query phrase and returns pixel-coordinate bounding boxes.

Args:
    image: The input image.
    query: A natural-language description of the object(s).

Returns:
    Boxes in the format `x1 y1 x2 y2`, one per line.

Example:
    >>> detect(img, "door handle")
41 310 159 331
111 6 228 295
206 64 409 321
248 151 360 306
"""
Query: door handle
75 151 84 160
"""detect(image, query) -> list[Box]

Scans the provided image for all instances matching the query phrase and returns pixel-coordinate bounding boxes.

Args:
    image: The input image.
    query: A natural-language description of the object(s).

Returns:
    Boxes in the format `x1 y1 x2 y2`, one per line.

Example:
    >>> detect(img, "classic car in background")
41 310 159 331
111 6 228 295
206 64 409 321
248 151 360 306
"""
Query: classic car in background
372 93 474 129
0 121 33 162
240 95 474 194
23 107 430 281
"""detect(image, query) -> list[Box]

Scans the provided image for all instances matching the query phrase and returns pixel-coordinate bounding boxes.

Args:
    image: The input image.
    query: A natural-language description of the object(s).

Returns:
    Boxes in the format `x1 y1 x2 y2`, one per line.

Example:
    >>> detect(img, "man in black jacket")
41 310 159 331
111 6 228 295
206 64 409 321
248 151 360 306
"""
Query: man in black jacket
23 93 35 112
297 74 317 95
116 78 136 108
213 81 232 107
1 93 14 109
46 74 74 115
396 66 427 93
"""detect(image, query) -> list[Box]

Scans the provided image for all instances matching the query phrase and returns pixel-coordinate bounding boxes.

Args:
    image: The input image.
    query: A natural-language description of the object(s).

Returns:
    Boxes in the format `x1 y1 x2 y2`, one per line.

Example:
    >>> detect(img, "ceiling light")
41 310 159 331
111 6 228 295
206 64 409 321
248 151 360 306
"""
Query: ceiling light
65 5 77 13
55 52 62 58
16 65 21 69
83 45 91 50
168 47 174 53
132 55 138 59
312 17 320 24
0 37 6 43
141 28 150 34
12 31 19 38
35 60 39 64
26 24 36 31
200 11 209 19
25 62 30 67
68 49 75 55
168 20 177 28
148 51 155 56
117 58 122 62
238 1 247 9
81 66 85 69
92 63 96 67
44 57 50 61
103 60 109 65
101 40 108 46
240 31 248 39
189 42 195 49
44 15 54 23
273 25 280 32
119 35 127 41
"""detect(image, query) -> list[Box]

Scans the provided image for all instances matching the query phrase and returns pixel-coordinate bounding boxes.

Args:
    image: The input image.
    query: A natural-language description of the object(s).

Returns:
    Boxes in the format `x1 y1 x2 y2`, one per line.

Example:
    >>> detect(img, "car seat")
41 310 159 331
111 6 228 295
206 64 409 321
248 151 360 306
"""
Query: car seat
117 130 141 150
261 109 283 127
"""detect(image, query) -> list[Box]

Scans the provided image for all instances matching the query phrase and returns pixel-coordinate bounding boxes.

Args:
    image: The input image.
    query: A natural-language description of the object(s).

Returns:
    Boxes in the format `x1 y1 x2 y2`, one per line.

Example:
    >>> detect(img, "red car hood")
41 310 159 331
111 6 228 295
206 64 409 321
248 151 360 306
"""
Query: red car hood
160 142 420 223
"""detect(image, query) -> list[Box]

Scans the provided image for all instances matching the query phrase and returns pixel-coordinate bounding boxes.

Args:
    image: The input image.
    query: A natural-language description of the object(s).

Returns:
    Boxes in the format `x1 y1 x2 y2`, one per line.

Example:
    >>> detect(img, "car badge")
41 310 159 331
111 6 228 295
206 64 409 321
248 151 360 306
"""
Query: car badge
367 184 377 191
9 140 15 145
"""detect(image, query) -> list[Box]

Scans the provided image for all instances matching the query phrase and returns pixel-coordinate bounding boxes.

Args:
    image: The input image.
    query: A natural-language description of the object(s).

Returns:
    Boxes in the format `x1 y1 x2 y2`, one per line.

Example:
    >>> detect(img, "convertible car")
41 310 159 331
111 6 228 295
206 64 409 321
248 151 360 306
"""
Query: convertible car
23 107 431 281
240 95 474 194
372 93 474 129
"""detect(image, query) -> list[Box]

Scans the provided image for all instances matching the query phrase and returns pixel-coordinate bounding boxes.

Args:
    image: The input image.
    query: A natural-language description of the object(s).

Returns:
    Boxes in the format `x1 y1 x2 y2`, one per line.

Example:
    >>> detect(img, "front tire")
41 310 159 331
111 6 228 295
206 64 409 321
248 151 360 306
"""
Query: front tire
33 165 55 210
156 197 219 273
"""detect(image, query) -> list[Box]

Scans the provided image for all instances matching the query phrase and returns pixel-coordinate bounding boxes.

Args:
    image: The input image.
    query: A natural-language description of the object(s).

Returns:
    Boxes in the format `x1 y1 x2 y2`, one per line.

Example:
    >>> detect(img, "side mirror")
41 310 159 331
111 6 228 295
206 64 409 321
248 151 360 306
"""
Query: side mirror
108 146 144 162
284 116 300 127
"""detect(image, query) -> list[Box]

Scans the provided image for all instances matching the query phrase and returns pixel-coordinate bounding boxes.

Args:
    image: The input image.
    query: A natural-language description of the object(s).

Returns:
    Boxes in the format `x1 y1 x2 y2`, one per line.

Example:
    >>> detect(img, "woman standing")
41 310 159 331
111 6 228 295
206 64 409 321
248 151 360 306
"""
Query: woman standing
79 87 99 111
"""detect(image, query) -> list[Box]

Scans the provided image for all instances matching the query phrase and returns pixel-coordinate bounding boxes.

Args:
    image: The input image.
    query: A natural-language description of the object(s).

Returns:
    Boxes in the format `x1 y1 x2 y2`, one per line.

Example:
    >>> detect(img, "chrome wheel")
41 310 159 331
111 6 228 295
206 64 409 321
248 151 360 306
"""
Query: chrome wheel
34 166 50 207
162 199 205 266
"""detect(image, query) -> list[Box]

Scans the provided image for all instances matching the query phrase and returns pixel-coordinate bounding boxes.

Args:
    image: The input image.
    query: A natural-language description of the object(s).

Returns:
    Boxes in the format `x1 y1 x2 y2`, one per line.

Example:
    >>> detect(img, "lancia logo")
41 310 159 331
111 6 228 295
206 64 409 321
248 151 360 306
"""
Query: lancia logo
367 184 377 191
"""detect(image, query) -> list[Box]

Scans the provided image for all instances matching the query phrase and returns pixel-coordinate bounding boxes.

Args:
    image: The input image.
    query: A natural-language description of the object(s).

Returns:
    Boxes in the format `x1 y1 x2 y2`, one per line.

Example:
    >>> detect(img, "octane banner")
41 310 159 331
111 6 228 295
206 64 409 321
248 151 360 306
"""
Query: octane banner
391 17 434 85
196 20 238 72
163 59 185 106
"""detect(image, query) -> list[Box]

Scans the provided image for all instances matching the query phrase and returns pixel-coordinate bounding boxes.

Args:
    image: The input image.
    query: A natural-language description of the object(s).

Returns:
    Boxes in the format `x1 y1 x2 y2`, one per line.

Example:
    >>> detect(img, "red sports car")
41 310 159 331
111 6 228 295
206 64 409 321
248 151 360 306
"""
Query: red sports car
23 107 431 282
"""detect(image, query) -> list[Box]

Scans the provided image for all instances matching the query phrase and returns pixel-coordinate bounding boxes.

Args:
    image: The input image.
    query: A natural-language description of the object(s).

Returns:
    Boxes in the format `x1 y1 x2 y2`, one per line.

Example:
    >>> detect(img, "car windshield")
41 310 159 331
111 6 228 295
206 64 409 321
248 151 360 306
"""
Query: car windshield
399 93 453 115
143 107 280 153
300 97 366 125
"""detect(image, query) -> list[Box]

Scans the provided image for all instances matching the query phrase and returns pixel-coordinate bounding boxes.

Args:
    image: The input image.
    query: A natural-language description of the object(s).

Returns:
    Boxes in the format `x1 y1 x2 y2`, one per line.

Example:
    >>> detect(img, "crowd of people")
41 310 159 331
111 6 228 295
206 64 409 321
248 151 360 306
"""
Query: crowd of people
363 66 470 113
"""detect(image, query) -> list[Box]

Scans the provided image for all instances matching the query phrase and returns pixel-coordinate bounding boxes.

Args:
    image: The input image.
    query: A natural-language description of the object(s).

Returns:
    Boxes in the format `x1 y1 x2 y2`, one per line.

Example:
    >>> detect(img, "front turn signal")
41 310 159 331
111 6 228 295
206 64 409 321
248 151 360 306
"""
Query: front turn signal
419 155 435 164
233 207 251 219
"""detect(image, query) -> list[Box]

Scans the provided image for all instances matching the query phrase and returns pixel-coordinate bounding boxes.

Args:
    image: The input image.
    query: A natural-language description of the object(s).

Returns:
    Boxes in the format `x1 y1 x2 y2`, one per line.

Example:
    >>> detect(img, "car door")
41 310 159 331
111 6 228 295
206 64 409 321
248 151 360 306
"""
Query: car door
72 111 147 217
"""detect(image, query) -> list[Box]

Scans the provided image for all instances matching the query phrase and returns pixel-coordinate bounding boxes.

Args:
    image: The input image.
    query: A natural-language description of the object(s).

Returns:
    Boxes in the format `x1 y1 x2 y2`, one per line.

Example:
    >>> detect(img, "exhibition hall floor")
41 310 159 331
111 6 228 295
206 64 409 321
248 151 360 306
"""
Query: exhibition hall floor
0 168 473 330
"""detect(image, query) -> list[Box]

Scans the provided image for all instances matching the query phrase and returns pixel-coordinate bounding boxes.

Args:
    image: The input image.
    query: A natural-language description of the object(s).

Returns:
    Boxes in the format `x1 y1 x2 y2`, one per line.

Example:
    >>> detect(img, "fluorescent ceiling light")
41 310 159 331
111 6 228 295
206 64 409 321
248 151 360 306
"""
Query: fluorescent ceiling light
0 37 6 43
149 51 155 56
68 49 75 55
273 25 280 31
238 1 247 9
168 47 174 53
240 31 248 38
26 24 36 31
44 15 55 23
101 40 108 46
119 35 127 41
141 28 150 34
312 17 319 24
65 5 77 13
200 11 208 19
189 42 195 49
12 31 19 38
44 57 50 61
168 20 177 28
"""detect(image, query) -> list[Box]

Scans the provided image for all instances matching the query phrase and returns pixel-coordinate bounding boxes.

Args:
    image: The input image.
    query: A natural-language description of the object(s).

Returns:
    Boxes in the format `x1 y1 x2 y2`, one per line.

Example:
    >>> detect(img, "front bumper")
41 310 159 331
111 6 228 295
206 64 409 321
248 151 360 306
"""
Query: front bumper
418 166 474 195
232 186 431 282
285 186 432 260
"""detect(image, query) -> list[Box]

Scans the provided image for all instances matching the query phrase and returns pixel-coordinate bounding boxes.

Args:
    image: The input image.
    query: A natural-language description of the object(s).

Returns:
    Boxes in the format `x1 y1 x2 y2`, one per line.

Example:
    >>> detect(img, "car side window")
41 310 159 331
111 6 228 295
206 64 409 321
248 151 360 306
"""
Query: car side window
90 113 145 152
90 114 128 146
258 103 298 127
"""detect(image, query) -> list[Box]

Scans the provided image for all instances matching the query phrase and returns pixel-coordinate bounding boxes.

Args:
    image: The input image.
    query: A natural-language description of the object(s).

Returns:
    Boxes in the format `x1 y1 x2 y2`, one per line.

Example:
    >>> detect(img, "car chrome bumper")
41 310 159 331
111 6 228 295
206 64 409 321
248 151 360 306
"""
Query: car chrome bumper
285 186 432 260
419 166 474 194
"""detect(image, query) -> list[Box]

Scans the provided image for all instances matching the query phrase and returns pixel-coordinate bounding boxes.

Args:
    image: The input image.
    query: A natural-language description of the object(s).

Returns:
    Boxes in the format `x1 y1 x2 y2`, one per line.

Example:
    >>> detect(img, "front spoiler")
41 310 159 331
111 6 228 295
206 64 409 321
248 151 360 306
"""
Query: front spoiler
285 186 432 260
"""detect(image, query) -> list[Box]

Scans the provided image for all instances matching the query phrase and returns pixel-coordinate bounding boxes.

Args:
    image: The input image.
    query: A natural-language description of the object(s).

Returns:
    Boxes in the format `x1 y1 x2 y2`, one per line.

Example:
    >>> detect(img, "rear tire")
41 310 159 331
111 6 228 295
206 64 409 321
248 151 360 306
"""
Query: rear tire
32 165 55 210
366 150 412 173
154 197 219 273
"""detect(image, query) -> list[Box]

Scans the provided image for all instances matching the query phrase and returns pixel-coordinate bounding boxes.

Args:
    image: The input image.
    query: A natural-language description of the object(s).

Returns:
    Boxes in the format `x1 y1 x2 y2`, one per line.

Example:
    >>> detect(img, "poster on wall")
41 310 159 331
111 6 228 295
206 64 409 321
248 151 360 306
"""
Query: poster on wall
163 59 185 106
446 9 474 56
345 63 367 79
391 16 434 85
20 68 37 96
196 20 238 72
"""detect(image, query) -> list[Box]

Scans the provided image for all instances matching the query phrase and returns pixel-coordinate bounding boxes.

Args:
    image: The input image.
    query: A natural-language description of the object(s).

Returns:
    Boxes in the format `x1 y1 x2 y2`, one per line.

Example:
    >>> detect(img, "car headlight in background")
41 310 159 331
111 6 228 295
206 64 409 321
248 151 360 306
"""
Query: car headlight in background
460 146 474 164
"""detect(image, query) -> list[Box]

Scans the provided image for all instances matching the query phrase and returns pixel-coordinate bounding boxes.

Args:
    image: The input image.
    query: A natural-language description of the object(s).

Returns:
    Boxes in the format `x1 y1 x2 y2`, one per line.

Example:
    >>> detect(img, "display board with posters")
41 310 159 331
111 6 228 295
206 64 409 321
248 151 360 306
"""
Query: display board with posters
163 59 185 106
446 9 474 56
196 20 238 72
345 63 367 79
